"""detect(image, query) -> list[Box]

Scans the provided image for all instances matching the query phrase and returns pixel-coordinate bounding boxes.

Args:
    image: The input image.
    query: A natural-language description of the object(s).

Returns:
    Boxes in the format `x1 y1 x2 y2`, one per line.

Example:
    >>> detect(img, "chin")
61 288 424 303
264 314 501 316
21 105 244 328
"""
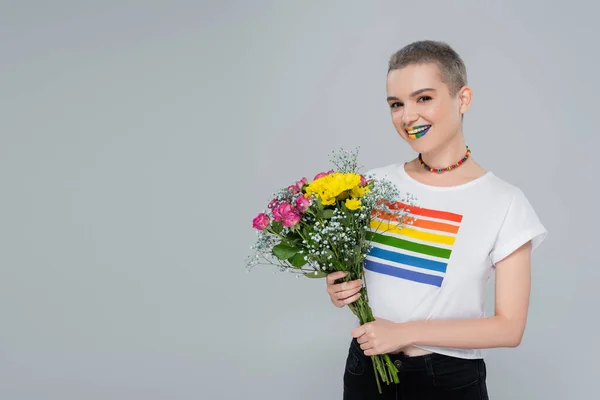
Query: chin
403 135 434 154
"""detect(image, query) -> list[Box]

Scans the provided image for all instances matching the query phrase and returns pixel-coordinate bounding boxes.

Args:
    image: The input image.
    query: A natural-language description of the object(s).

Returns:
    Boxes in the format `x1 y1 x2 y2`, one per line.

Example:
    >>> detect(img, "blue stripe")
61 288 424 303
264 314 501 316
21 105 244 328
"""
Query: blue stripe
364 259 443 287
368 247 448 273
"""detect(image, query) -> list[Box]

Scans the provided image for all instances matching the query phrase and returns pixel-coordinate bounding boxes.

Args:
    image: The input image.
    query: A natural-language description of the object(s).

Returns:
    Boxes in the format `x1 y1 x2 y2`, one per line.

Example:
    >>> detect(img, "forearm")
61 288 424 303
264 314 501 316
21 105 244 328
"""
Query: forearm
405 316 524 349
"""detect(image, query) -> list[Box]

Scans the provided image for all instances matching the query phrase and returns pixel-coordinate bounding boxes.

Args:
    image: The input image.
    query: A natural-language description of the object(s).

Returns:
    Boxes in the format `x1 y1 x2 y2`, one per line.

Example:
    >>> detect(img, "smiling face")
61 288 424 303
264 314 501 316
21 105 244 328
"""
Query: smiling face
386 62 472 154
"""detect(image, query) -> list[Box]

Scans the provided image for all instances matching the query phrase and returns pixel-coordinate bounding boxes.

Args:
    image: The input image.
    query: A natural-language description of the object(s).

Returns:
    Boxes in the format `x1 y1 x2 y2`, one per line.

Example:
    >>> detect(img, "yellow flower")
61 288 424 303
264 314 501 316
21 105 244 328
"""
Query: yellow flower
305 172 362 204
336 191 349 201
321 196 336 205
351 185 370 198
306 172 360 201
345 198 362 210
340 173 361 191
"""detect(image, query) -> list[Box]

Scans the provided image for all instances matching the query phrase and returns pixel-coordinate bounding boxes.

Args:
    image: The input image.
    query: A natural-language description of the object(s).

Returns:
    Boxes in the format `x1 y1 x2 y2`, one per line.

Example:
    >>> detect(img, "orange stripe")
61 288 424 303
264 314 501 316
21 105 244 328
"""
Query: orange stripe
412 218 459 234
384 201 463 223
372 210 459 234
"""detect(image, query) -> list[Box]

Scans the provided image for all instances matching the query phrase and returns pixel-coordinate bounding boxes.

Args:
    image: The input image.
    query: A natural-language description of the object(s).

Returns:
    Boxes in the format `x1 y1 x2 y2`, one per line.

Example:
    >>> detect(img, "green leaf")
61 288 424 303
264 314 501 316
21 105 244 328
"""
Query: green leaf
321 248 335 260
288 252 307 268
316 249 334 266
271 221 283 234
302 225 310 238
314 197 324 210
272 243 299 260
285 231 302 243
322 209 335 219
304 270 328 278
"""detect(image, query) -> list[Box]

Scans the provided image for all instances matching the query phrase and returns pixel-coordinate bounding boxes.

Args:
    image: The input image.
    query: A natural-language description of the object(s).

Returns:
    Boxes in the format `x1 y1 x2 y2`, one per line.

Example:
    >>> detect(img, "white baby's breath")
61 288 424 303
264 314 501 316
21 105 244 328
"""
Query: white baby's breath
246 147 417 277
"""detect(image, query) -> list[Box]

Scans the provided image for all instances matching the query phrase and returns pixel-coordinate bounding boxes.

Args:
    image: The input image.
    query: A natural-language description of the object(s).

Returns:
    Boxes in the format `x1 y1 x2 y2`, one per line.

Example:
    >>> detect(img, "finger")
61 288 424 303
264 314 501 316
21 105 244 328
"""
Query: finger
331 279 363 293
341 291 361 306
328 280 361 298
335 286 362 301
359 341 373 351
328 282 356 298
326 271 348 285
333 291 360 307
364 348 380 356
351 326 364 338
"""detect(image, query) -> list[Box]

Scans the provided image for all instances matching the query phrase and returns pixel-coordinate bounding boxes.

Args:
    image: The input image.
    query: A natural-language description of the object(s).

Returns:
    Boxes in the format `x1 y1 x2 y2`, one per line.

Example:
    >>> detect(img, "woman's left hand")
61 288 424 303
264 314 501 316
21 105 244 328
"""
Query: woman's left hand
351 317 415 356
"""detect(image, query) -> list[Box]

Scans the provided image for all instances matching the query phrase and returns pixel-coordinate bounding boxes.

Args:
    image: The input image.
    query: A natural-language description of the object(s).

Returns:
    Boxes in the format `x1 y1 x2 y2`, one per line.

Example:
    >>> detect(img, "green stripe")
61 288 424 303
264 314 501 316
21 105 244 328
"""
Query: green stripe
366 231 452 259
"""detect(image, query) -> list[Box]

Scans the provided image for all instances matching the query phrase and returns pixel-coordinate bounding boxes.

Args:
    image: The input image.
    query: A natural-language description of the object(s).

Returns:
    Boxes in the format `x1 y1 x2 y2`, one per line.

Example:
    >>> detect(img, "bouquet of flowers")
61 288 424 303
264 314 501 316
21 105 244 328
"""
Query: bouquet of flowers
246 148 415 393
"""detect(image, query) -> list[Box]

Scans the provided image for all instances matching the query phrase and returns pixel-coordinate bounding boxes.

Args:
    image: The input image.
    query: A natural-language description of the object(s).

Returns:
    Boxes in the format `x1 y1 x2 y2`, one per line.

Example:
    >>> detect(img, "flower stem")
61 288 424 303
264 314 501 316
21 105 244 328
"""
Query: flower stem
347 290 400 394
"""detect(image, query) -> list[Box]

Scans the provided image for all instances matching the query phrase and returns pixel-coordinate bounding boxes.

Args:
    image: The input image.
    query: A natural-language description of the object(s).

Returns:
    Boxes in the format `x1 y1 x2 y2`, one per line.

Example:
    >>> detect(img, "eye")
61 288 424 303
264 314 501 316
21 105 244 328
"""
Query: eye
389 102 403 109
418 96 432 103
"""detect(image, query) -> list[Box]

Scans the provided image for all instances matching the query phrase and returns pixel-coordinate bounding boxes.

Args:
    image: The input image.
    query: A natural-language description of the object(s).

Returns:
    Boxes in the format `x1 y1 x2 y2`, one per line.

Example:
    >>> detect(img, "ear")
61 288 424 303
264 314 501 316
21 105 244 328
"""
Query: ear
457 86 473 114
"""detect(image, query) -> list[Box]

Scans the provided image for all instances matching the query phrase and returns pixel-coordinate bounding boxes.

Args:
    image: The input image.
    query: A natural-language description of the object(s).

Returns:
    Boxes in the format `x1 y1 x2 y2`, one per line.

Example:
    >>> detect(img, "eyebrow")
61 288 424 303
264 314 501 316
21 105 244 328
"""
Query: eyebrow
386 88 436 102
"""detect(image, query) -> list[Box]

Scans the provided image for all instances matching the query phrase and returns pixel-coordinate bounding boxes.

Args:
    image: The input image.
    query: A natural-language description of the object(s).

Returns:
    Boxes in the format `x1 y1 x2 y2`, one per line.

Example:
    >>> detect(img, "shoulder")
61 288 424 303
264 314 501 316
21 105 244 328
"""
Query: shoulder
483 173 528 202
484 173 543 225
486 174 548 260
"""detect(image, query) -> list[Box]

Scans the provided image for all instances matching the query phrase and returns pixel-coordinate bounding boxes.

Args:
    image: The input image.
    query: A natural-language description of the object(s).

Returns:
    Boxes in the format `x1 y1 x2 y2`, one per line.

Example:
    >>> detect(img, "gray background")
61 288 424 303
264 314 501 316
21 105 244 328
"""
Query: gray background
1 1 597 399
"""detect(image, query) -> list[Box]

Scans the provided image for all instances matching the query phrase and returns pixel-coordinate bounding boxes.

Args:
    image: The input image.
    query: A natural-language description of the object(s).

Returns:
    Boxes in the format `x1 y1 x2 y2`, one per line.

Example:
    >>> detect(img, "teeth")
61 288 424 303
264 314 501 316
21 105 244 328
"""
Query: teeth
407 125 430 134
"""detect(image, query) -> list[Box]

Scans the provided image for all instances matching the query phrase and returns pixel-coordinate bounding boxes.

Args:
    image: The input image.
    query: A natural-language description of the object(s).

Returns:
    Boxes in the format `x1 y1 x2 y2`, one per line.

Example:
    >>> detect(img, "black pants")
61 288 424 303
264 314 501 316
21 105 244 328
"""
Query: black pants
343 338 489 399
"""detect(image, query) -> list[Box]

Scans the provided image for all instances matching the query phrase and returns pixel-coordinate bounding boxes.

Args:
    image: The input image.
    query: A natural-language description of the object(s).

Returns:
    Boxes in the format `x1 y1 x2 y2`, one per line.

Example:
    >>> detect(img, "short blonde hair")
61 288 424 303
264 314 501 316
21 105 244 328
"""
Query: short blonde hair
388 40 467 96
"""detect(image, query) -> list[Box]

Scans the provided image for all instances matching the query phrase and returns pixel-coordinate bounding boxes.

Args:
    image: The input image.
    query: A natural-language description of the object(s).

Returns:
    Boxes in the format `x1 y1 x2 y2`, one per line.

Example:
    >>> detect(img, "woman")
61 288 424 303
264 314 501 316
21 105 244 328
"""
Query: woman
326 40 547 399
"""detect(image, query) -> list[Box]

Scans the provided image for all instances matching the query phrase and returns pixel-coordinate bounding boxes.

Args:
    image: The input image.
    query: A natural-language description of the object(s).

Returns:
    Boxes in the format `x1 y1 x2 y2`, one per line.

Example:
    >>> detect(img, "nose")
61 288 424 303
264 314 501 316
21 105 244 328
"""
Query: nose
401 109 419 128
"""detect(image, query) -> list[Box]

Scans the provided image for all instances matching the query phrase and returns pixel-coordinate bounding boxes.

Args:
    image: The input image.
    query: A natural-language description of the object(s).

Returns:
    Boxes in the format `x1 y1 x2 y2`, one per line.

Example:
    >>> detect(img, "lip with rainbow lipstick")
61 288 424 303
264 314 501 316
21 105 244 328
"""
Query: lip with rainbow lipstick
406 124 431 139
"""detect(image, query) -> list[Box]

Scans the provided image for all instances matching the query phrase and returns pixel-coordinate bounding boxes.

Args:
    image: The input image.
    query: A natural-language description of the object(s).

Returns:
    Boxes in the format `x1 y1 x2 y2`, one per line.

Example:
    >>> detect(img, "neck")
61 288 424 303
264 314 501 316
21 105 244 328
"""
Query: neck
419 134 467 169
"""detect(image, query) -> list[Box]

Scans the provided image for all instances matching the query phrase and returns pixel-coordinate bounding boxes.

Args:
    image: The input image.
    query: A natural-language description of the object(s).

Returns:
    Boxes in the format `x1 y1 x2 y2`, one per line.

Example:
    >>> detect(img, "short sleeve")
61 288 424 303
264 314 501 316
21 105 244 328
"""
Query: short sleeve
489 188 548 266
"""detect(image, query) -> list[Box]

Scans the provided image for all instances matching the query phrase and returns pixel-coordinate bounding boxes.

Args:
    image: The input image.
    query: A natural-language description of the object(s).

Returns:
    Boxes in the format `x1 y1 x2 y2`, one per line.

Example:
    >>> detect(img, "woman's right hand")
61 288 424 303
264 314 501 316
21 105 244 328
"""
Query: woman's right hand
326 271 363 308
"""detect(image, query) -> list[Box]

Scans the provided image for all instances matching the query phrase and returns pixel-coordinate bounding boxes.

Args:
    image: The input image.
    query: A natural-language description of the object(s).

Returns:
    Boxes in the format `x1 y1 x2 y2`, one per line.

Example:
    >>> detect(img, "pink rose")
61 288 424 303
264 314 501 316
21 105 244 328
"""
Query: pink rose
295 195 310 213
288 177 308 194
273 202 293 221
313 169 334 181
282 211 301 227
267 198 278 209
252 213 270 230
360 175 367 186
295 177 307 190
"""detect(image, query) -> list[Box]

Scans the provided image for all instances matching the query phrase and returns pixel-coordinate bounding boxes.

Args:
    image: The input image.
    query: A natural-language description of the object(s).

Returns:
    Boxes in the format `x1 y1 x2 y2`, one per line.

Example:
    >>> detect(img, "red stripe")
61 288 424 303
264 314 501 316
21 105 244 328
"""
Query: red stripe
373 210 460 233
386 201 463 223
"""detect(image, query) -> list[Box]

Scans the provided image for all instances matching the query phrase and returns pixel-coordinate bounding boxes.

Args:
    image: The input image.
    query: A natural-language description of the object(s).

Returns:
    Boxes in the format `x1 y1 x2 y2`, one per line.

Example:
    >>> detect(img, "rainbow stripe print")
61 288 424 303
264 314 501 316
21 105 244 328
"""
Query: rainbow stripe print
364 202 463 287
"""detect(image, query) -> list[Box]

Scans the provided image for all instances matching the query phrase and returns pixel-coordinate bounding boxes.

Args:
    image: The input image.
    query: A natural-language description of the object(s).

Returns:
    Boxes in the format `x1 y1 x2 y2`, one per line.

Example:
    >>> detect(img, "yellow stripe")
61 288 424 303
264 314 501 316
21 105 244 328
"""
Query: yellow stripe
369 220 456 246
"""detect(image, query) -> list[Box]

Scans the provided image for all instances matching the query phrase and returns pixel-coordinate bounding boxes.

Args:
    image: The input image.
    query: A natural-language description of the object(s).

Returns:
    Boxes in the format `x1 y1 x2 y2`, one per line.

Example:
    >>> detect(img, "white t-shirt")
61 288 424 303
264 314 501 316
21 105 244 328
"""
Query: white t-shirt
363 163 547 359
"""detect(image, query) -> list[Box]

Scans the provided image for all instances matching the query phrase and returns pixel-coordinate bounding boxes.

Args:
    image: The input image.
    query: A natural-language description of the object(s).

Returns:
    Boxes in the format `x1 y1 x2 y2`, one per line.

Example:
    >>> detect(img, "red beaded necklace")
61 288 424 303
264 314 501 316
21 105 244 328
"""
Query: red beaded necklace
419 146 471 173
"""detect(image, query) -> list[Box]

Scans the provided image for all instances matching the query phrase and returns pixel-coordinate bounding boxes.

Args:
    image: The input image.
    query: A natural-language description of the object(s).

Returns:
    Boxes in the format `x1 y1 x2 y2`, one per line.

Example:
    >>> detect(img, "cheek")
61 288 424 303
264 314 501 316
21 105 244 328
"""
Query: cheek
425 103 444 122
391 111 403 126
431 100 461 123
390 112 409 139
